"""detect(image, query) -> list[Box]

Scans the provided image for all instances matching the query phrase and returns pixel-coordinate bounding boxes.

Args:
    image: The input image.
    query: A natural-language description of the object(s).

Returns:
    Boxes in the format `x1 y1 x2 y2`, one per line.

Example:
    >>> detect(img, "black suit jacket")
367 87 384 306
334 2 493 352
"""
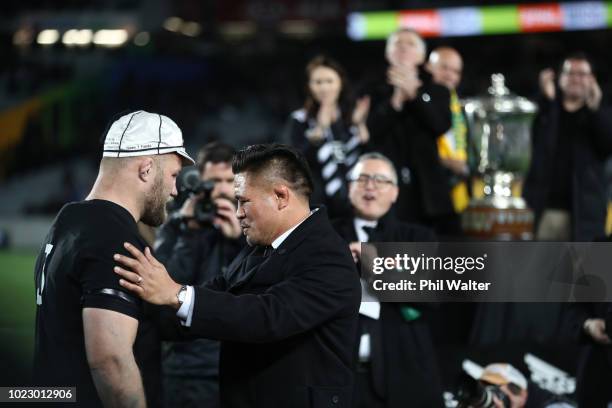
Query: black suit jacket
332 214 444 408
186 207 361 408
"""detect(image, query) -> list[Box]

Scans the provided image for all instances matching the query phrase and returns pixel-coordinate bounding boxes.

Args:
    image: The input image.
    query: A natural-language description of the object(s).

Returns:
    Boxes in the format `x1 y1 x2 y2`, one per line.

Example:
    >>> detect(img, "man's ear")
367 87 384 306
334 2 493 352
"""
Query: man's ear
137 158 155 182
273 184 290 210
390 186 399 204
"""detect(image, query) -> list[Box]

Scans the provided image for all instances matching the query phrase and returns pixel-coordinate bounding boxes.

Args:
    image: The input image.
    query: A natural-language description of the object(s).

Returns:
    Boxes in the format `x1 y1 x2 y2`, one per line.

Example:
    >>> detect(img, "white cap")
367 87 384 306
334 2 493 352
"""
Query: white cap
480 363 528 390
102 110 195 165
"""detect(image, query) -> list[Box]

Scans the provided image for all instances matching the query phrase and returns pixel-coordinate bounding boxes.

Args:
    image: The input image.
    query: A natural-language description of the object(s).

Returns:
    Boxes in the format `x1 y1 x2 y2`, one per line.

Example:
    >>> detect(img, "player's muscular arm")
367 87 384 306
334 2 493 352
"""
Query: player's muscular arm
83 308 145 408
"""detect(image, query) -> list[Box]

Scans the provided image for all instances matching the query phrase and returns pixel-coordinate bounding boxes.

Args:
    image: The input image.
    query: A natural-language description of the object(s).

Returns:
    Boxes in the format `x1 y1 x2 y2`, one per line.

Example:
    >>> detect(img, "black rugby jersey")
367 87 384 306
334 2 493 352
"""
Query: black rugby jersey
33 199 161 407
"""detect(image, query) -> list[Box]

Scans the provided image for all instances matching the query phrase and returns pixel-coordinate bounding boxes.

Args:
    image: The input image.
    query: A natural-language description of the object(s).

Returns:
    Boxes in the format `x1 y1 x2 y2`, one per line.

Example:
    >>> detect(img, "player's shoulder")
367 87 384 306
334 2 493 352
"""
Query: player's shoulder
55 199 105 215
57 200 142 245
58 199 132 225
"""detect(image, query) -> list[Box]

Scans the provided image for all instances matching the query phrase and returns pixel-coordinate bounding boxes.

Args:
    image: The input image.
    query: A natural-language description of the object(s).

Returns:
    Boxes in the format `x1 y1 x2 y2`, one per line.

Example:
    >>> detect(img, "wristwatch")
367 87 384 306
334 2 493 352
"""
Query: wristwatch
176 285 188 307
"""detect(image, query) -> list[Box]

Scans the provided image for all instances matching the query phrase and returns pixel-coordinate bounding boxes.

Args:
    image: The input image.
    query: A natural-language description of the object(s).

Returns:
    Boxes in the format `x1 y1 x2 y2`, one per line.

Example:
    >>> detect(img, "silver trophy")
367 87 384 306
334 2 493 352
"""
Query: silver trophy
462 74 538 240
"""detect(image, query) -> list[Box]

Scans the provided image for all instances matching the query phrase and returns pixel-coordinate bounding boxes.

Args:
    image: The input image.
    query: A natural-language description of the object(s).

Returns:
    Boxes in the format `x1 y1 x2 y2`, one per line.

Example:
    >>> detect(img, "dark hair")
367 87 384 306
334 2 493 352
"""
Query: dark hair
196 141 236 174
561 52 594 73
304 55 355 126
232 144 314 199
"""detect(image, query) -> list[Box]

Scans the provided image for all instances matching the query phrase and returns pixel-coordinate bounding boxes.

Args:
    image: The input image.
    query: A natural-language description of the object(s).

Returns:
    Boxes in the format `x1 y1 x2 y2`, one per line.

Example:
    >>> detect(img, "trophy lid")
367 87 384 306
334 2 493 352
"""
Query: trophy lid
463 74 537 116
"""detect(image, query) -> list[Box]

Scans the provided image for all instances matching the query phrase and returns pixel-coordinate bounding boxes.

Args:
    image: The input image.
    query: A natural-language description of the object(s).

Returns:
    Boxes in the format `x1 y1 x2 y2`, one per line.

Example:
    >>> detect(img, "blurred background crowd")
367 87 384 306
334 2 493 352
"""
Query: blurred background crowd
2 0 612 407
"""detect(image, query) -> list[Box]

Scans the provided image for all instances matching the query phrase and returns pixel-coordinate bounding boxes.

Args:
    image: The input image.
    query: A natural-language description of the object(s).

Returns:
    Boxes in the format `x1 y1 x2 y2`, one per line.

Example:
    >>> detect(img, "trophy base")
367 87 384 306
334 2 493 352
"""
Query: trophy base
462 196 534 241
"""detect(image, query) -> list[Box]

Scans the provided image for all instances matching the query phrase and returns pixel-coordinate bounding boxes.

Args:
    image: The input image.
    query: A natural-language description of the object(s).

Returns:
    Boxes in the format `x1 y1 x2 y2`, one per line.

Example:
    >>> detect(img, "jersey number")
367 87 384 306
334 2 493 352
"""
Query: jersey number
36 244 54 305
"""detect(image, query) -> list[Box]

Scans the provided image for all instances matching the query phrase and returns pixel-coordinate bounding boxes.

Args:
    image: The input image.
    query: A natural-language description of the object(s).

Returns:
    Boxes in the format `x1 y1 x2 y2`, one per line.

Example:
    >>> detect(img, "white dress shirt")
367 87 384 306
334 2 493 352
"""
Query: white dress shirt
353 217 381 362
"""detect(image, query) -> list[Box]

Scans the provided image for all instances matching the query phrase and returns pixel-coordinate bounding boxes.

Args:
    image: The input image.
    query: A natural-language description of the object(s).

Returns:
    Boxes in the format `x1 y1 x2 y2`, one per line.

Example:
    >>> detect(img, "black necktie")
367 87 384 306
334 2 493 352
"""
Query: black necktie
262 245 274 257
229 245 271 288
362 226 376 242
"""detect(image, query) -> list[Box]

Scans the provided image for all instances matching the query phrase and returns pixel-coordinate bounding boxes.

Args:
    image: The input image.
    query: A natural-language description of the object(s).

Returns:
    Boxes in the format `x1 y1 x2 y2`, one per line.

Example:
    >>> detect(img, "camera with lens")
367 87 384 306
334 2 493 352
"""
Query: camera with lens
455 372 512 408
175 167 217 226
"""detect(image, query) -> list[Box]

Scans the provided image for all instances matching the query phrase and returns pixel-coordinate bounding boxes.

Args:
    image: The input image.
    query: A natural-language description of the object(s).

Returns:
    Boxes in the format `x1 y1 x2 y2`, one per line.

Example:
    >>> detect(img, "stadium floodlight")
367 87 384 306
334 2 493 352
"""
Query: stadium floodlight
279 20 316 39
37 29 60 45
62 29 93 47
219 22 257 40
62 29 78 46
93 29 129 47
134 31 150 46
163 17 183 32
181 21 202 37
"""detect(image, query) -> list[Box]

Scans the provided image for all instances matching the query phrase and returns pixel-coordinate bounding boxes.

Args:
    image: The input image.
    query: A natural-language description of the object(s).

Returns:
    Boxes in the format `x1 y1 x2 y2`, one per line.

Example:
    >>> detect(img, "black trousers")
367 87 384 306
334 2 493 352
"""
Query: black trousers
353 362 384 408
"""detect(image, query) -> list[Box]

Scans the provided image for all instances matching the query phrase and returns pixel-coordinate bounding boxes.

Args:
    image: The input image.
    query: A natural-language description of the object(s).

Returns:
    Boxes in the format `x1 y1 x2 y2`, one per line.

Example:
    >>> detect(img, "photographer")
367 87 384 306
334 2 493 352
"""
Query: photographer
154 141 245 408
456 363 576 408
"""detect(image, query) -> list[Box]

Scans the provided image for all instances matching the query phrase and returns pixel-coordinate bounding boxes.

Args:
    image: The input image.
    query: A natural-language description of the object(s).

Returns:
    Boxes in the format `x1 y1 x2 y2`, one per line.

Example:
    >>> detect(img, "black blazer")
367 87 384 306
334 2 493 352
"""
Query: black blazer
186 207 361 408
332 214 444 408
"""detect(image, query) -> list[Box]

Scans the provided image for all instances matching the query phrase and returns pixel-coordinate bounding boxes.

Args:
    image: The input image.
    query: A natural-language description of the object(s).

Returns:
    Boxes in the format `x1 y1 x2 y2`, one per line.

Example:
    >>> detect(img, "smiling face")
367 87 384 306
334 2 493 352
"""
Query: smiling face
234 172 282 246
349 159 398 221
308 66 342 106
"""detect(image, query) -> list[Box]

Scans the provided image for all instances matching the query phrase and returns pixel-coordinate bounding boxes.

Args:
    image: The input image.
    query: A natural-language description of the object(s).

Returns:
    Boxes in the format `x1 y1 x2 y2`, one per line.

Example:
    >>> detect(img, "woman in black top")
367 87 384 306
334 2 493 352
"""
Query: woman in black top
282 55 370 218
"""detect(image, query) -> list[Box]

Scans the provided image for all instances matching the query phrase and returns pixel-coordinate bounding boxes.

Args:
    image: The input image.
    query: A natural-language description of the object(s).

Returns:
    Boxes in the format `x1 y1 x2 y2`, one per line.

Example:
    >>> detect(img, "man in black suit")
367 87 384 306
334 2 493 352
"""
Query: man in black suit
114 144 361 408
332 152 444 408
365 29 455 234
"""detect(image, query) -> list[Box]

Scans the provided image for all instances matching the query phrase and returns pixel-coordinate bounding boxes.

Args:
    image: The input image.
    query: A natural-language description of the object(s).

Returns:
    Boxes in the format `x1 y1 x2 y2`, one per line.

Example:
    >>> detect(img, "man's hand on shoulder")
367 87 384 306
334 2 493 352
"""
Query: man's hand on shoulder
114 243 182 308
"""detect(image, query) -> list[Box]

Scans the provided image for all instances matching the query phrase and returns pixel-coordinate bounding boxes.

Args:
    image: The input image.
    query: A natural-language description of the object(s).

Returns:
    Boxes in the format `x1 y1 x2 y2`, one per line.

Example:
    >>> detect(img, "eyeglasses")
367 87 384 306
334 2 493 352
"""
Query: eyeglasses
561 70 591 78
350 174 396 189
